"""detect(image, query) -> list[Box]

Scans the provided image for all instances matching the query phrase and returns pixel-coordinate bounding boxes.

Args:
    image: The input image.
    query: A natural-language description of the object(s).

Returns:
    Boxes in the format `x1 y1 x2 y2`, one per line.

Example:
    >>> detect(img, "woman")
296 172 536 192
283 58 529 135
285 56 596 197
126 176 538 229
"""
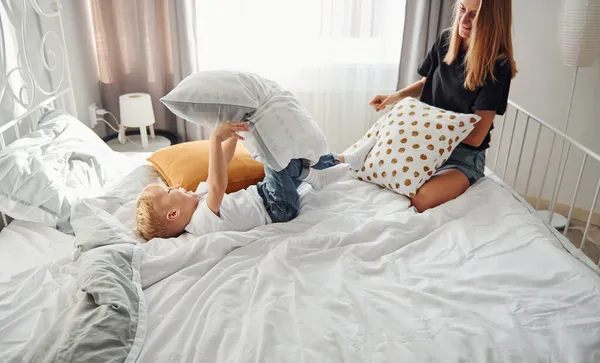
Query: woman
370 0 517 212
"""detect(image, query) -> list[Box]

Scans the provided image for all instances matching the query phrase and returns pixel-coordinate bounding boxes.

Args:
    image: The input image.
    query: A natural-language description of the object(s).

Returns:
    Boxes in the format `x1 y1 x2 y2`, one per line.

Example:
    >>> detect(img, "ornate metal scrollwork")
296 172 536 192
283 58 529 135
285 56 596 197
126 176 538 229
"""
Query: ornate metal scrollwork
0 0 68 108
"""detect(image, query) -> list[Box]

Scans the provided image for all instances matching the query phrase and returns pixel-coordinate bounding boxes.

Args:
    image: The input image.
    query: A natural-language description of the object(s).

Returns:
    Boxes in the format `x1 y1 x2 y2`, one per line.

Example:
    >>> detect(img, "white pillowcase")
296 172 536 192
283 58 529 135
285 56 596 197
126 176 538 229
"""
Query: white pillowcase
0 110 123 232
160 70 329 171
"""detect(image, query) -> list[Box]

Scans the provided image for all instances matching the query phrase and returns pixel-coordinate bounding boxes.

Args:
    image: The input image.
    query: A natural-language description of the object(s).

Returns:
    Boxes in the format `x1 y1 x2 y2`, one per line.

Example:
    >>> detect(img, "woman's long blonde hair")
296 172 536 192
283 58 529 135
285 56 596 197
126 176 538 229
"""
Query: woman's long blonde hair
444 0 517 90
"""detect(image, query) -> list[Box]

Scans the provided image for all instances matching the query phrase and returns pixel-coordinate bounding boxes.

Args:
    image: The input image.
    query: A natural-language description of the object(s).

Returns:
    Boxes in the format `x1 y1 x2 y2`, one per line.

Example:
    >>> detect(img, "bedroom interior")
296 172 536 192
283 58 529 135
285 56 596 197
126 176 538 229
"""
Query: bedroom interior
1 0 600 362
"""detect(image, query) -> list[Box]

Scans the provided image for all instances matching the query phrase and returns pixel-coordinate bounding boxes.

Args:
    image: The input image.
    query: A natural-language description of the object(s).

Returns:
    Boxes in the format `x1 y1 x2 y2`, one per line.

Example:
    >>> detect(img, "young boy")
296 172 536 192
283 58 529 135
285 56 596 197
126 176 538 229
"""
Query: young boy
136 122 375 240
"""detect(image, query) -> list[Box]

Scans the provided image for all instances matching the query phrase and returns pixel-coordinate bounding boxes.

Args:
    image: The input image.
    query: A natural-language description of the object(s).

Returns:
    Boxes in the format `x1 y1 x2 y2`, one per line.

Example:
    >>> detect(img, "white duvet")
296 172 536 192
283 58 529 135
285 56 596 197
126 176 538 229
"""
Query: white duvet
137 176 600 362
2 172 600 362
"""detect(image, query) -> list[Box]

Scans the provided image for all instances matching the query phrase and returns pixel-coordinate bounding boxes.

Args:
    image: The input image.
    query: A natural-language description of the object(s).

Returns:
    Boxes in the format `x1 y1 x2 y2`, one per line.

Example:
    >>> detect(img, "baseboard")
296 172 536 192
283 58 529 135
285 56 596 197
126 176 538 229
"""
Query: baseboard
522 196 600 227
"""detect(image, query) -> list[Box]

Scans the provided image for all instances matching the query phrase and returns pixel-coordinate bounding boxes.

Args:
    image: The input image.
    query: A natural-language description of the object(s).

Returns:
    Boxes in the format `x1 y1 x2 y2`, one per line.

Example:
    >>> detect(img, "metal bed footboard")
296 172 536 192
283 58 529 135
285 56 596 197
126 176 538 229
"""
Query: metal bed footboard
487 100 600 266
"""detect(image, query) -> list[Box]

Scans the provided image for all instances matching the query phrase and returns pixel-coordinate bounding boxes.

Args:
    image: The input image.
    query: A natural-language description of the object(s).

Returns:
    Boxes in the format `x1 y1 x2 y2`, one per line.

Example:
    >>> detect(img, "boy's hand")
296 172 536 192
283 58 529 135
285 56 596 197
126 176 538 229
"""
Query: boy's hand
212 122 250 142
206 122 249 216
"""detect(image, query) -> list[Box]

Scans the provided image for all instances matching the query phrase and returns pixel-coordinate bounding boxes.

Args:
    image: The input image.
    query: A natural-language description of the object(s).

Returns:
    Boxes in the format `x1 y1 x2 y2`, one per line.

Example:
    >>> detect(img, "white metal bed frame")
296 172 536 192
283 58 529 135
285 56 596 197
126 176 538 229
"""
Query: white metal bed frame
0 0 77 226
1 0 600 268
489 100 600 268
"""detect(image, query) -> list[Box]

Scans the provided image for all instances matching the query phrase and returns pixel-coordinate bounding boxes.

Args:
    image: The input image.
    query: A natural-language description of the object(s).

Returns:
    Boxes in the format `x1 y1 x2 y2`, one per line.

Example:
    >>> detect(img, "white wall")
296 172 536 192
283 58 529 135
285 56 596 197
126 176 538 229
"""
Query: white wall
486 0 600 212
510 0 600 147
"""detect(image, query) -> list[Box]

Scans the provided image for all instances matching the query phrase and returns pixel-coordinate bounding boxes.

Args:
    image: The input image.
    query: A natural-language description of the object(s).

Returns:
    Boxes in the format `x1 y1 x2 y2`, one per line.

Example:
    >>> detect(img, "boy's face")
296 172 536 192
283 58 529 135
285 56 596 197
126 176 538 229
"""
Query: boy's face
158 185 199 206
146 184 200 225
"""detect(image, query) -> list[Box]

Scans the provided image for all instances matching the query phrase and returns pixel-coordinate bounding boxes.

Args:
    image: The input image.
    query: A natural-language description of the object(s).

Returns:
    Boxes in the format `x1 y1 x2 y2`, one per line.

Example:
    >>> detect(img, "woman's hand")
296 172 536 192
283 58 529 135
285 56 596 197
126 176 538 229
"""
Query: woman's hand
370 78 427 112
369 93 401 112
212 122 250 142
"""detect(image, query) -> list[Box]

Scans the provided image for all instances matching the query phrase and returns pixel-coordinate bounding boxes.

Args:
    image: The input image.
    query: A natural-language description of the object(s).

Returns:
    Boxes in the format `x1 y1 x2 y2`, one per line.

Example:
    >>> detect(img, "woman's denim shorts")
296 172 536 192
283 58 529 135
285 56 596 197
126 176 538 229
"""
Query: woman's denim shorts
435 144 486 185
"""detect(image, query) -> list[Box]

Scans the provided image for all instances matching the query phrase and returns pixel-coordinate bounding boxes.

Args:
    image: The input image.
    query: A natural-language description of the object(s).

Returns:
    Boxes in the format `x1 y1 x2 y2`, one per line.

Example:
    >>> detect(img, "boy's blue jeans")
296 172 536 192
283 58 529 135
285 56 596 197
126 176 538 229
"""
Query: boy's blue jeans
256 153 339 223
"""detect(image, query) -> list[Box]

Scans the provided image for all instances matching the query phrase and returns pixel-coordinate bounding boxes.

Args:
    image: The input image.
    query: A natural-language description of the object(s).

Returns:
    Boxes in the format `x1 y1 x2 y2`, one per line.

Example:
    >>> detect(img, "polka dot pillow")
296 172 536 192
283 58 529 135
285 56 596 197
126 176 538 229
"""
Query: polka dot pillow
347 97 481 198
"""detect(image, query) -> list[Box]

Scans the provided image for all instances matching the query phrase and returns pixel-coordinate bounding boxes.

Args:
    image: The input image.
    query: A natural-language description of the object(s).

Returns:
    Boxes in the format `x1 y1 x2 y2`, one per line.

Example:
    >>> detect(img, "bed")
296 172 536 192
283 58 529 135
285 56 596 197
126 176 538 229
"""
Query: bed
136 173 600 362
1 2 600 362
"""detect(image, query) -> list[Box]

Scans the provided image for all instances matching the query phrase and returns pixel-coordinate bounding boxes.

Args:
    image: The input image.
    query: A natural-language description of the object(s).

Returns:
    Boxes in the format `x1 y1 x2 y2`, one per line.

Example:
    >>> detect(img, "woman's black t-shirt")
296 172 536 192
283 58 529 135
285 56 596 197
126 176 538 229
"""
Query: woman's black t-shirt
417 29 512 151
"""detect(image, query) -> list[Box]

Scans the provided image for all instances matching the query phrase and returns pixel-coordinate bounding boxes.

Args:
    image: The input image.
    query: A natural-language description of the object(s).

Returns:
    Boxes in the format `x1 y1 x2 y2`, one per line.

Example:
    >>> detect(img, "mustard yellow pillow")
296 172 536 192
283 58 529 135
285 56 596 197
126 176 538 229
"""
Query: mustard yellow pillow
147 141 265 193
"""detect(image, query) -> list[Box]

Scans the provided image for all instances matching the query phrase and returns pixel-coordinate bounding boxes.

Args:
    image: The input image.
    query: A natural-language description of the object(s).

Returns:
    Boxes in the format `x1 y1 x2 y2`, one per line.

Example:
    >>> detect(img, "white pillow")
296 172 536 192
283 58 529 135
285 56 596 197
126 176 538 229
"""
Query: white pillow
97 163 166 244
347 98 481 198
160 70 329 171
0 110 123 232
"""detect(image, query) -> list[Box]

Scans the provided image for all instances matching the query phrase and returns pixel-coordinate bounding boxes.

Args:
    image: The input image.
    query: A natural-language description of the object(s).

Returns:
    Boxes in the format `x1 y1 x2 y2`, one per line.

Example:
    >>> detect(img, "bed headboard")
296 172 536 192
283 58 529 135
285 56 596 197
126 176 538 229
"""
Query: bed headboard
0 0 76 228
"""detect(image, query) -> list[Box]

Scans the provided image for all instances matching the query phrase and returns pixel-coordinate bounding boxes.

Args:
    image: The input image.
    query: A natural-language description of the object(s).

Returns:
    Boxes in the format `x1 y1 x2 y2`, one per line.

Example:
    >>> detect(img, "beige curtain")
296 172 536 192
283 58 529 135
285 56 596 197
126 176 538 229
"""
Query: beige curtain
90 0 177 136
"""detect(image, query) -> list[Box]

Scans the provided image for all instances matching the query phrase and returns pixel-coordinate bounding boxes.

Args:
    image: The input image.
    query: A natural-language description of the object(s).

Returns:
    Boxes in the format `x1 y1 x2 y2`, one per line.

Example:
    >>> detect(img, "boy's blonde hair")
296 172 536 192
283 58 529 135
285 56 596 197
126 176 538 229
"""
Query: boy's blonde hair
136 185 170 241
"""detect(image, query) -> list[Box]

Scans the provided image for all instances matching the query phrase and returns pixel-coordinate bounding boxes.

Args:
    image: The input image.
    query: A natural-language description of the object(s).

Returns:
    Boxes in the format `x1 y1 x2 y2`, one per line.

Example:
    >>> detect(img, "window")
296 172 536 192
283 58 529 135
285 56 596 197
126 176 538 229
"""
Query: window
194 0 406 151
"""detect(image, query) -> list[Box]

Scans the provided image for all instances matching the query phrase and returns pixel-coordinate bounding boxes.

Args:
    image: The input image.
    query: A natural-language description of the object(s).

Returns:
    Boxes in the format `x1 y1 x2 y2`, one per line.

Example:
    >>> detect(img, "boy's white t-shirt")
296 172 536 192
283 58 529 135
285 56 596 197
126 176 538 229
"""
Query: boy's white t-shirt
184 182 271 235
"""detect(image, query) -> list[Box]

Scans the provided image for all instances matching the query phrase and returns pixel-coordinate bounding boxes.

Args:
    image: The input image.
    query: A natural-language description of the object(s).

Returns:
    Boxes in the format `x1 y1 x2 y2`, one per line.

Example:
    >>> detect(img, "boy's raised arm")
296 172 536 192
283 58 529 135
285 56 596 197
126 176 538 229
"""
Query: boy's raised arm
205 122 249 215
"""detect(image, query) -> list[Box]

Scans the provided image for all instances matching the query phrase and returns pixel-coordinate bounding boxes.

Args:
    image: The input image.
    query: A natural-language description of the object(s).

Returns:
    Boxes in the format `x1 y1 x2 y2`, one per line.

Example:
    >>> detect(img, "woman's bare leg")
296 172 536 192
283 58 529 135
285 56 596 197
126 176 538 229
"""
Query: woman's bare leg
411 169 470 213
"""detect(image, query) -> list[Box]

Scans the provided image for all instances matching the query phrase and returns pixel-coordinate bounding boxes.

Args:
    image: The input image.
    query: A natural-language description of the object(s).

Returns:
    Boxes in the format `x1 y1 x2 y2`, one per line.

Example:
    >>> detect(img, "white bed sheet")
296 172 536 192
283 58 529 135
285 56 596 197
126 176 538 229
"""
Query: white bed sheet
0 151 155 280
136 175 600 363
0 221 74 281
2 158 600 362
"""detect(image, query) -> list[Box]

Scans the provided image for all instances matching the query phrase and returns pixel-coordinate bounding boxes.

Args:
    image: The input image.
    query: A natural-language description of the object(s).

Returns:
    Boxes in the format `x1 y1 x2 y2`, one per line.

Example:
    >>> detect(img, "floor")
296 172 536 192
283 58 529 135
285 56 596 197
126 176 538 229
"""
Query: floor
564 220 600 265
